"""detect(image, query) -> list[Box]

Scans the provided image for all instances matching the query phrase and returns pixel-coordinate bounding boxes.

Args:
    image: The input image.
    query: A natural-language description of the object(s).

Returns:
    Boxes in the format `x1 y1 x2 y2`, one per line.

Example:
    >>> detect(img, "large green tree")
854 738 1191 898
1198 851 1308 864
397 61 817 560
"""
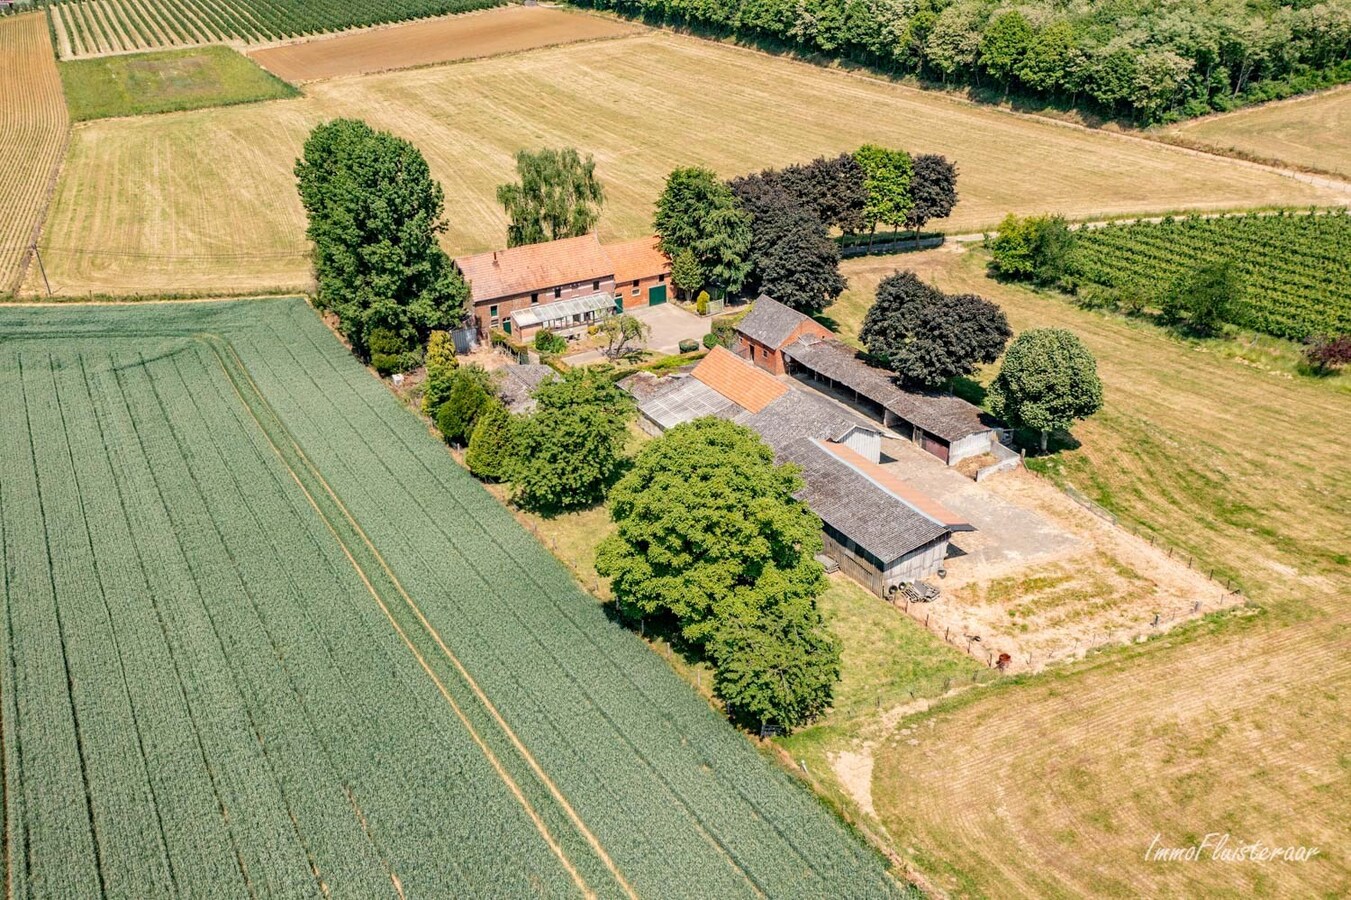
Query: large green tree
728 175 845 314
988 328 1104 451
465 398 515 481
653 167 752 295
434 365 493 446
860 271 1011 387
596 418 836 732
295 118 467 360
496 147 605 247
853 144 914 243
989 213 1077 286
1160 260 1243 336
509 369 632 512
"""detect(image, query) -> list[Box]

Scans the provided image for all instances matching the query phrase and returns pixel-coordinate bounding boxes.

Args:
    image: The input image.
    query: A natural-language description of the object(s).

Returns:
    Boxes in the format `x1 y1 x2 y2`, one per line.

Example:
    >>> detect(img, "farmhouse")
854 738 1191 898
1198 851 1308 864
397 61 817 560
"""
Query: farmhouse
621 347 971 594
730 295 1000 466
454 233 670 340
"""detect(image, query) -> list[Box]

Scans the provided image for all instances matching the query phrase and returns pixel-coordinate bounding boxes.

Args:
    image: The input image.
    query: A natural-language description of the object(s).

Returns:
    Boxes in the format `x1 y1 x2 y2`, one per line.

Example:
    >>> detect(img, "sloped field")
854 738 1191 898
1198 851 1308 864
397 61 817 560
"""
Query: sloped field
0 298 905 898
0 13 68 293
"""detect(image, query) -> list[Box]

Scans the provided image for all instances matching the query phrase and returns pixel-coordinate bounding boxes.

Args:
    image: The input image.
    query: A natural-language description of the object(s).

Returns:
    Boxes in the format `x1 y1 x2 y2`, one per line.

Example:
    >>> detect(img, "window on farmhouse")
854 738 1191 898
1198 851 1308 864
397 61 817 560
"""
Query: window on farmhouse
631 287 639 296
592 280 600 291
489 304 498 318
554 287 562 299
531 293 539 304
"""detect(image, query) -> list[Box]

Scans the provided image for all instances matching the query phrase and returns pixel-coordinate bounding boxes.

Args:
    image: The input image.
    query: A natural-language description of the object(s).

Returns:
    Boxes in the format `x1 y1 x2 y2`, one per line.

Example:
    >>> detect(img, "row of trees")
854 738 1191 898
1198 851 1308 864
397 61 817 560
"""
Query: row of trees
655 146 958 314
428 359 840 732
857 269 1101 449
425 358 634 513
990 213 1246 338
575 0 1351 123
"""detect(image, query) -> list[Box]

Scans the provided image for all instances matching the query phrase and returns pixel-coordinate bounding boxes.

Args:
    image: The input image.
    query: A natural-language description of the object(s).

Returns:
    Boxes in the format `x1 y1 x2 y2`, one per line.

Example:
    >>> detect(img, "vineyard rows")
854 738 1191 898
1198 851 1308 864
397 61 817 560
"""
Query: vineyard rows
47 0 501 58
1072 209 1351 341
0 13 68 292
0 298 905 898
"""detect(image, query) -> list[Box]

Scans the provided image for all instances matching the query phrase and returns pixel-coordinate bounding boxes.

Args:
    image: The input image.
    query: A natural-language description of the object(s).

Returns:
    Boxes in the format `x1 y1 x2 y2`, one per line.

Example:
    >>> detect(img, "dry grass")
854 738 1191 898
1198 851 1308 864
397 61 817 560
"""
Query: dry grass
1164 86 1351 179
829 249 1350 898
28 31 1345 296
249 6 642 83
0 13 69 293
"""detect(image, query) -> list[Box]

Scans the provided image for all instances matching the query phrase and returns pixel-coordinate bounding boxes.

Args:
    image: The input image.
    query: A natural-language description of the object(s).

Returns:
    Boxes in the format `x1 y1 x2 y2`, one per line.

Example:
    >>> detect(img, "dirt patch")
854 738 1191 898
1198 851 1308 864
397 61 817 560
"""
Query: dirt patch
829 748 877 818
248 6 644 83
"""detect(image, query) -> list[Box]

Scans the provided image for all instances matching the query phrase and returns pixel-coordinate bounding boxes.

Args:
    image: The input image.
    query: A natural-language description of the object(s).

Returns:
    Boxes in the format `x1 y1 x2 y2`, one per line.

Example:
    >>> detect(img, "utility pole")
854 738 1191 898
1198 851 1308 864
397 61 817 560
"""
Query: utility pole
31 244 52 298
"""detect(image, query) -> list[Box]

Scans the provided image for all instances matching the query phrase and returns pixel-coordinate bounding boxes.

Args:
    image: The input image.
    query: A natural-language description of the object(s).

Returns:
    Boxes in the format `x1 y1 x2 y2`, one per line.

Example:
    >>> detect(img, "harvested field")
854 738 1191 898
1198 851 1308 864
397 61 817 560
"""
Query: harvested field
0 297 905 897
249 5 643 82
28 32 1346 297
822 248 1351 897
1164 86 1351 179
0 13 69 293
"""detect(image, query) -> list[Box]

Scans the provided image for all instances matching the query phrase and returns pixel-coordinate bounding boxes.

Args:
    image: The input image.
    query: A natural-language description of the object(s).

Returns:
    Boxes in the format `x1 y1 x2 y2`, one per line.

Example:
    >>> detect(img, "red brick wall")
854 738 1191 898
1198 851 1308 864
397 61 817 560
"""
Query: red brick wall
473 275 617 335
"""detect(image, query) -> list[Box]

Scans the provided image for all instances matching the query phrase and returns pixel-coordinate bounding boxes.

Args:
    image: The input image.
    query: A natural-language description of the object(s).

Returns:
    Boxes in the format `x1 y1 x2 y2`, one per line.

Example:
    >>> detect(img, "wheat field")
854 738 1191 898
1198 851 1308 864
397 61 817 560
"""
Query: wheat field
0 13 69 293
29 31 1345 297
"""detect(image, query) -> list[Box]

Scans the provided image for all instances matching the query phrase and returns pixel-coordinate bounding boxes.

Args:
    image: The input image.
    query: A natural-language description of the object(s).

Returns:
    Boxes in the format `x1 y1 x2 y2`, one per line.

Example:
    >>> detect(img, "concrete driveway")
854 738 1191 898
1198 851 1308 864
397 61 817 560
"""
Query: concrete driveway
878 437 1079 576
629 303 709 354
564 303 710 365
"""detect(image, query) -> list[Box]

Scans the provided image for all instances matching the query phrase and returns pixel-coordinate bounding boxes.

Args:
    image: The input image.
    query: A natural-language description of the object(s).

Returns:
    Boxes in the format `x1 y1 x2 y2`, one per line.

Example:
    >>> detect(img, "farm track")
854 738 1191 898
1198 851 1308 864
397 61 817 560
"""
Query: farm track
0 14 69 294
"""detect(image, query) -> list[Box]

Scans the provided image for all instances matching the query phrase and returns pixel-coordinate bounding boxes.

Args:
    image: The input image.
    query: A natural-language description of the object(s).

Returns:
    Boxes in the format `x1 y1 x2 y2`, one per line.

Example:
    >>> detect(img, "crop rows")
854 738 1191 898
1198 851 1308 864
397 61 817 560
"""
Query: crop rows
0 13 68 292
48 0 502 58
1071 209 1351 340
0 298 905 897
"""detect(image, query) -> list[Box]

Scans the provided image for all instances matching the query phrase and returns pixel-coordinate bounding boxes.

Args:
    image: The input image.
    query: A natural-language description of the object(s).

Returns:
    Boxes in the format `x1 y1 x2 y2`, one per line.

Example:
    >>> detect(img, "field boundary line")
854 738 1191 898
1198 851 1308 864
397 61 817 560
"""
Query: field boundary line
270 327 772 897
212 336 637 899
203 337 606 900
275 321 781 897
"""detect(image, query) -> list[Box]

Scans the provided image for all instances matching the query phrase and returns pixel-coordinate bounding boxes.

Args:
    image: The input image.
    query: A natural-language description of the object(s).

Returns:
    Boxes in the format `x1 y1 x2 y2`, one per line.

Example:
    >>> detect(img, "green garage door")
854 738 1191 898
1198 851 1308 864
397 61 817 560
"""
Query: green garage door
648 284 667 305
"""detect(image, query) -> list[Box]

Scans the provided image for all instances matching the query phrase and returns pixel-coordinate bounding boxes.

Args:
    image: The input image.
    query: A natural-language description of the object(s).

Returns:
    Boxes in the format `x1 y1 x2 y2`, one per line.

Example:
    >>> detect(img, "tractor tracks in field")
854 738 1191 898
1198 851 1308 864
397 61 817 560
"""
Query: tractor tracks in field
202 336 638 900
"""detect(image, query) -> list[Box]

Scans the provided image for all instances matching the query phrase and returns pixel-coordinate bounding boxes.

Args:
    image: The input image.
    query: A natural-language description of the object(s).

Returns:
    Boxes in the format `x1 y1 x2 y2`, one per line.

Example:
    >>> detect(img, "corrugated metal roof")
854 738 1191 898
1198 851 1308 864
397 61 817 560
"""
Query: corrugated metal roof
735 294 813 348
691 345 787 413
495 364 555 415
817 442 973 531
783 337 998 442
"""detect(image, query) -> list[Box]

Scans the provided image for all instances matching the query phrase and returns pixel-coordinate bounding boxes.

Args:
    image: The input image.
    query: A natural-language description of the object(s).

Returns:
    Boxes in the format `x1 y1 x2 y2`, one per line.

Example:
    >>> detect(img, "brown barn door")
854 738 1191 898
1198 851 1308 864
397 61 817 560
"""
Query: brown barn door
921 432 949 463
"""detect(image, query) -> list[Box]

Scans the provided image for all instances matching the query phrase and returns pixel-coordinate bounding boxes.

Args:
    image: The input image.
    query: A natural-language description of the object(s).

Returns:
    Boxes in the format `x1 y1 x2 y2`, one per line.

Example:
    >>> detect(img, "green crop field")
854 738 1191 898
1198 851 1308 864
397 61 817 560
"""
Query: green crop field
58 46 297 121
1071 210 1351 341
0 298 905 898
48 0 500 59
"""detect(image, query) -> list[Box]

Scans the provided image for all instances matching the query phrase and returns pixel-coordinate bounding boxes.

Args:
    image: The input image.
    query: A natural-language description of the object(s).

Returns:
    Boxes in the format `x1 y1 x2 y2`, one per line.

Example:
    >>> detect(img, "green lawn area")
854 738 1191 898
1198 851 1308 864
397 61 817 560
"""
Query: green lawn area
58 46 297 121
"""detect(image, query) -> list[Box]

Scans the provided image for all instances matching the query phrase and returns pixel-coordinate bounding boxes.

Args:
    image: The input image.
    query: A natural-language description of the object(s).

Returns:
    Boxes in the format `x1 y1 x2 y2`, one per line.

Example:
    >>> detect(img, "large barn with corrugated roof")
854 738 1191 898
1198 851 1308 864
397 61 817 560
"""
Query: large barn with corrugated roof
620 346 972 593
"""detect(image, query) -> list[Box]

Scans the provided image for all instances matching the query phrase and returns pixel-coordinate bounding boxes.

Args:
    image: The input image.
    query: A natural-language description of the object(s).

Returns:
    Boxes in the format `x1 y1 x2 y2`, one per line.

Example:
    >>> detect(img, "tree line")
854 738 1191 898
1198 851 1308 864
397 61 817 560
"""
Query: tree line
656 145 958 315
574 0 1351 123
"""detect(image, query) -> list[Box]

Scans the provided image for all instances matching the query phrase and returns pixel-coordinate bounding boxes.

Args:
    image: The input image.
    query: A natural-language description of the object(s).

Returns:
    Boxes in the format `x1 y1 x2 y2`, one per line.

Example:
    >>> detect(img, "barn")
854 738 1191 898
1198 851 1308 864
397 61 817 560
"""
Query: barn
620 347 972 594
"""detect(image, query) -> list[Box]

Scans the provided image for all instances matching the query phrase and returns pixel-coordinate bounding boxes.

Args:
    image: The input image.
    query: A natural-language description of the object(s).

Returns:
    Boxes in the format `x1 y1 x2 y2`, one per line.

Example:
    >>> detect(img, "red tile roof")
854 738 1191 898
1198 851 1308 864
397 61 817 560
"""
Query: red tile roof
818 442 972 530
604 236 669 284
691 346 788 414
455 233 613 304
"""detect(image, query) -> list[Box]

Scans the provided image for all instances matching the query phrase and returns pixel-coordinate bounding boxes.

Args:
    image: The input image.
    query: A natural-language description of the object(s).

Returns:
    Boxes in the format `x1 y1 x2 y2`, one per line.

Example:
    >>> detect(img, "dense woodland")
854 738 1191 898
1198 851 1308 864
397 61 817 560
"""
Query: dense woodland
578 0 1351 122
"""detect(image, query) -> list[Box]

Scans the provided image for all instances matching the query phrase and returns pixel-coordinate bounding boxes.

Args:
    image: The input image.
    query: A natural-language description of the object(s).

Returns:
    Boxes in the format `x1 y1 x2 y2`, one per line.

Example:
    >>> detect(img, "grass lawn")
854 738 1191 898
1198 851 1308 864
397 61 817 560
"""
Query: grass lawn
58 46 297 121
822 247 1351 897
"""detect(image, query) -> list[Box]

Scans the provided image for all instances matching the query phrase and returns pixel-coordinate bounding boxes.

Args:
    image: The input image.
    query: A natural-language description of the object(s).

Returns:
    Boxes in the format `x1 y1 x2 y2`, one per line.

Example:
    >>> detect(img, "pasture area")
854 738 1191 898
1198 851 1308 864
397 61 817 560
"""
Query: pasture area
0 13 69 294
249 5 643 82
28 31 1346 297
0 298 905 898
1164 86 1351 179
59 45 297 121
47 0 499 59
820 248 1351 897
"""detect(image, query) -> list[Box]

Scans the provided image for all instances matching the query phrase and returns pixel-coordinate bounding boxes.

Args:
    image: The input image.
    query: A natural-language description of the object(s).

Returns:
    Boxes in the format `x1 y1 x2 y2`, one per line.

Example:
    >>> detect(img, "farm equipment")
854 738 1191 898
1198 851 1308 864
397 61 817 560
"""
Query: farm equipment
889 580 940 604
